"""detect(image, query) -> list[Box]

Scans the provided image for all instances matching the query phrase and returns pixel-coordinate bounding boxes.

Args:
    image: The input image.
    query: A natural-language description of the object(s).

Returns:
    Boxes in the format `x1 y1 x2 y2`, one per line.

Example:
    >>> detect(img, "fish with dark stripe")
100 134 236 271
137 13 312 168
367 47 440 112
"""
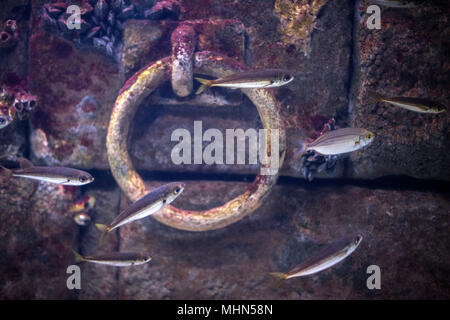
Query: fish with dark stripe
72 250 151 267
368 90 446 114
96 182 185 246
297 128 375 157
270 234 363 279
0 158 94 186
195 69 295 94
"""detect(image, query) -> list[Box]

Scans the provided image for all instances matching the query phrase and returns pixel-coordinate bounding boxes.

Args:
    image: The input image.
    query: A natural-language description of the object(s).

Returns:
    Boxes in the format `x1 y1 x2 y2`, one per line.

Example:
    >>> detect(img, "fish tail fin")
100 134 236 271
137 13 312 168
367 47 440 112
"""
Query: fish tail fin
367 90 384 103
269 272 288 289
72 249 85 263
0 165 13 183
95 224 109 247
294 142 308 159
0 164 11 173
195 77 213 95
269 272 288 281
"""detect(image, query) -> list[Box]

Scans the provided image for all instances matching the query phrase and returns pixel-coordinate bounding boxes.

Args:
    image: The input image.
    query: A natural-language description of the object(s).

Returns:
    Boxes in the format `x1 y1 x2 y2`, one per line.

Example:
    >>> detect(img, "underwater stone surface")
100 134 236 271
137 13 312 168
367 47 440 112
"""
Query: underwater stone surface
123 0 353 179
129 101 261 174
27 0 352 179
11 0 450 181
28 26 123 169
121 19 246 77
0 0 30 85
0 121 27 163
349 1 450 181
0 178 79 299
112 180 450 299
0 0 31 163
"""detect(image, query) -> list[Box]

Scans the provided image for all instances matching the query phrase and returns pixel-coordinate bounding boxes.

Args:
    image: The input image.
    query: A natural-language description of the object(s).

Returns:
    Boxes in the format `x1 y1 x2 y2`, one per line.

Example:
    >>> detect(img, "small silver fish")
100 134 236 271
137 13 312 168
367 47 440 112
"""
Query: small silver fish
96 182 185 246
270 234 363 280
298 128 375 156
0 158 94 186
72 250 152 267
369 0 419 8
195 69 295 94
368 90 446 114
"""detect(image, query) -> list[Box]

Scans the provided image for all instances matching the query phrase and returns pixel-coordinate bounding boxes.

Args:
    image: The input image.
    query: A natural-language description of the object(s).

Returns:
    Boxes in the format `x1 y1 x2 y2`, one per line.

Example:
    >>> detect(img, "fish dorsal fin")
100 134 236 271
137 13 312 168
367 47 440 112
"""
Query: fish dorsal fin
18 157 34 169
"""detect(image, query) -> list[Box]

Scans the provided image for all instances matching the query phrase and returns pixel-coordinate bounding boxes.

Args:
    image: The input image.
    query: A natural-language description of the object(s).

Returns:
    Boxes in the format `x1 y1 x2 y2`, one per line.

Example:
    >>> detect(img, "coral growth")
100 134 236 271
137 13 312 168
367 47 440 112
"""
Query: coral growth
0 19 19 49
274 0 328 56
297 117 339 181
41 0 181 59
0 86 37 130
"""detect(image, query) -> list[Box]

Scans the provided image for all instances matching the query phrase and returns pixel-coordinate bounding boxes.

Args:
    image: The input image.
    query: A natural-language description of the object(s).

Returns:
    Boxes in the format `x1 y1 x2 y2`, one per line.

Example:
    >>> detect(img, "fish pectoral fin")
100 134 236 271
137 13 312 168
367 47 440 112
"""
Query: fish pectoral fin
18 157 34 169
294 142 309 159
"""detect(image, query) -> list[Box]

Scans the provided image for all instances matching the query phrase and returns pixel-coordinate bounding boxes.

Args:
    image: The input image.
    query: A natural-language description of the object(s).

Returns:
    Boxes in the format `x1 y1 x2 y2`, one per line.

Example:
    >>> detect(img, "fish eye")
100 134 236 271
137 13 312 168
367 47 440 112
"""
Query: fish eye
163 199 167 204
79 175 88 183
174 186 181 194
0 117 5 125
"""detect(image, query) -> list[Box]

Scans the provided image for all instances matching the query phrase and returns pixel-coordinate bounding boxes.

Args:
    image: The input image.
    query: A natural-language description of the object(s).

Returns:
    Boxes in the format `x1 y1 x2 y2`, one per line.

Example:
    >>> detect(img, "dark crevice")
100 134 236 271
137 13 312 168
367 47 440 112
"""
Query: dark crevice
346 0 358 116
83 169 450 195
114 207 121 299
343 0 361 178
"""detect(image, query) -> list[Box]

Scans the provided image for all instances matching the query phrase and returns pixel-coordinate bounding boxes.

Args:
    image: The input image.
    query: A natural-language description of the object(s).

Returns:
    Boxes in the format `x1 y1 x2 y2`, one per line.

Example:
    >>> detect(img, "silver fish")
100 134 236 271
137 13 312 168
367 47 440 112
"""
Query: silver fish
96 182 185 246
195 69 295 94
0 159 94 186
298 128 375 156
270 234 363 280
10 167 94 185
72 250 151 267
368 90 446 114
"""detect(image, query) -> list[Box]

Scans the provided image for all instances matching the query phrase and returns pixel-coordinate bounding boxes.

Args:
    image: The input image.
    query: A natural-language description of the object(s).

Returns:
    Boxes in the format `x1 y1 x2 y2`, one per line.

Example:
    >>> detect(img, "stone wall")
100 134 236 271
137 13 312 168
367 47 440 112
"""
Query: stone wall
0 0 449 299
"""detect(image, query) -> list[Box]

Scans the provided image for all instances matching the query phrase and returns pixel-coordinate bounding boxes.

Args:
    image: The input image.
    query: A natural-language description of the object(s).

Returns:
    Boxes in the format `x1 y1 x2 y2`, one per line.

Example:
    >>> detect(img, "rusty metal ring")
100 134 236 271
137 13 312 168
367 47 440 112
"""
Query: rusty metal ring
106 51 286 231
